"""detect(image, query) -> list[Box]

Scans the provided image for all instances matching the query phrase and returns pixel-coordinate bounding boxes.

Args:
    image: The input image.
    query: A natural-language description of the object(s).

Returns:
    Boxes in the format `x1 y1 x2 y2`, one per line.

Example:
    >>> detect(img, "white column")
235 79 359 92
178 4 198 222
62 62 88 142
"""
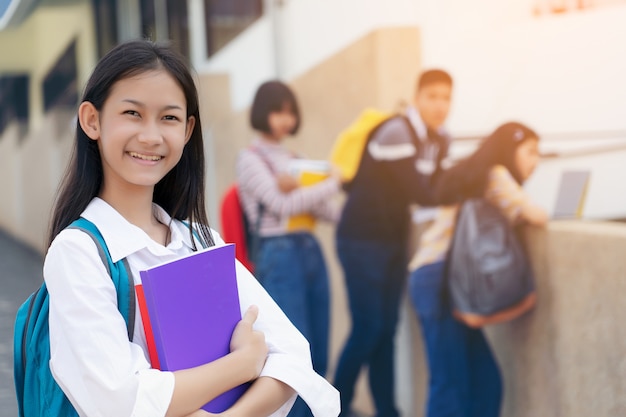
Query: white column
188 0 207 68
267 0 284 78
117 0 141 41
154 0 168 42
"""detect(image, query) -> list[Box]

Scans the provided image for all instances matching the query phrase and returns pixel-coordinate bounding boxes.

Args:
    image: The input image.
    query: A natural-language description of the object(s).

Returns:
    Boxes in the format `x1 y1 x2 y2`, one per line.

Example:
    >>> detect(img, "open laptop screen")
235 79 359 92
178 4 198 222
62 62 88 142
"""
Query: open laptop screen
552 170 591 219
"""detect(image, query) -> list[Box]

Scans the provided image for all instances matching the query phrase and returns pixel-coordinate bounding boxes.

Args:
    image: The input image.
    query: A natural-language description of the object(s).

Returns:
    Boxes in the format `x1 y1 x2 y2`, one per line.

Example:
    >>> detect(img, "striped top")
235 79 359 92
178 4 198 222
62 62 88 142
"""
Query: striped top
236 137 341 237
408 165 535 271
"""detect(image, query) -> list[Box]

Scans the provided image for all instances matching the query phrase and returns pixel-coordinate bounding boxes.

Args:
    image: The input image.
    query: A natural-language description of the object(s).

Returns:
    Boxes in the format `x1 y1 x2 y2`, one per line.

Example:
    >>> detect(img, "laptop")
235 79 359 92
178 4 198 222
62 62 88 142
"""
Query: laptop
552 170 591 219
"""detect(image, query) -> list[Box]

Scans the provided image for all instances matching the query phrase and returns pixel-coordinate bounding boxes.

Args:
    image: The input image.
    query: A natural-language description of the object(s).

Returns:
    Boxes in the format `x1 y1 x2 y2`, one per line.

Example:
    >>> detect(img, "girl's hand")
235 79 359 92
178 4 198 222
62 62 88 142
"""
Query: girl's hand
276 173 299 193
329 164 345 183
230 305 268 381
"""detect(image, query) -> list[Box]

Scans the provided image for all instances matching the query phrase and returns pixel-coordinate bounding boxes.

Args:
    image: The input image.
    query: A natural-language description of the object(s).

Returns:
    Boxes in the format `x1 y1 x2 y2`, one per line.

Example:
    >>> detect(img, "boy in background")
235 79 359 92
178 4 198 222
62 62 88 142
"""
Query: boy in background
334 69 453 417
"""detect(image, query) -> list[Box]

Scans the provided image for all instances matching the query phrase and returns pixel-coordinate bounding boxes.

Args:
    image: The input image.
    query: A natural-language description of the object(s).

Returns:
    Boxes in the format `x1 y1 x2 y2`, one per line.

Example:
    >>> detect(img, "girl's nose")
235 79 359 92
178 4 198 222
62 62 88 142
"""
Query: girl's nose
137 121 164 144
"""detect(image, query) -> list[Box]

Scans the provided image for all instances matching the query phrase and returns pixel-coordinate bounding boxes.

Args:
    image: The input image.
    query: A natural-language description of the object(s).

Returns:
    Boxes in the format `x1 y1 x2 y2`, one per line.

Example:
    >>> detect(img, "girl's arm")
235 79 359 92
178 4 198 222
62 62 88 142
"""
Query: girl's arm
237 150 341 218
46 232 176 417
219 377 294 417
189 377 294 417
167 306 269 417
485 165 548 226
519 203 549 226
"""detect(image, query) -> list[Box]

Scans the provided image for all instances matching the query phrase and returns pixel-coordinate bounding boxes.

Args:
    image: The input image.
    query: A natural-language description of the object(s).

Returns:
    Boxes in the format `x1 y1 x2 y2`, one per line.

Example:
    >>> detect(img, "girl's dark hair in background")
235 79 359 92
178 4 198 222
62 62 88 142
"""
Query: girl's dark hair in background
250 80 301 135
435 121 539 205
48 40 214 248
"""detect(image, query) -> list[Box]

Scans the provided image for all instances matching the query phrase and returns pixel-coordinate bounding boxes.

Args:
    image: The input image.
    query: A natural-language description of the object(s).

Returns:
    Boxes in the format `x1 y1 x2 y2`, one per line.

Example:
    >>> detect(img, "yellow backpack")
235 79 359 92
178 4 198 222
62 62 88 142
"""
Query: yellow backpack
329 108 393 183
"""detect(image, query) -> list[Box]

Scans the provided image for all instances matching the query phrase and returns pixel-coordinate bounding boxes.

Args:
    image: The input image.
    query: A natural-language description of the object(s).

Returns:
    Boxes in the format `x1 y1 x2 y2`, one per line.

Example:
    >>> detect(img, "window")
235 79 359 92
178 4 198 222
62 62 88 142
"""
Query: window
43 40 78 112
140 0 190 58
204 0 263 57
0 74 29 135
92 0 118 58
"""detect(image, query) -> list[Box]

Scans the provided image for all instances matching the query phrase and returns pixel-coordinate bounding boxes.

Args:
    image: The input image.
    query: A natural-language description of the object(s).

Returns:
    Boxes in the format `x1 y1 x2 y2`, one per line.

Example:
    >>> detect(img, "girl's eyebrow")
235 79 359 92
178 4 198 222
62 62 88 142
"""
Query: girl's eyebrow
122 99 184 111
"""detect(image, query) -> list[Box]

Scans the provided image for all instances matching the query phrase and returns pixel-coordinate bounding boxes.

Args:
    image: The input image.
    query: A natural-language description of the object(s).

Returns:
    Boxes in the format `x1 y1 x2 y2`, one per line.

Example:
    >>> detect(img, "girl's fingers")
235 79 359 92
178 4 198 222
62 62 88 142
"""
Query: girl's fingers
241 305 259 326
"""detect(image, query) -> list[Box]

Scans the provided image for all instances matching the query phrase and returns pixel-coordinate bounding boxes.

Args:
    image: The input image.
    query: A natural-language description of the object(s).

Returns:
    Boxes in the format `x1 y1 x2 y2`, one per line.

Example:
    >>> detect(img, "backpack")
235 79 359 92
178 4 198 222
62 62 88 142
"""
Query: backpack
445 198 537 328
13 217 135 417
220 184 256 272
329 108 393 183
220 147 275 272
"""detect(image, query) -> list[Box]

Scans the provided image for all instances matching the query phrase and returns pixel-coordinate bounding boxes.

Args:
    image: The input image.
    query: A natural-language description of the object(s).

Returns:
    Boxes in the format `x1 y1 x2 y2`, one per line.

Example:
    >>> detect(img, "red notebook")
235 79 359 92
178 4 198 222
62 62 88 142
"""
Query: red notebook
136 243 249 413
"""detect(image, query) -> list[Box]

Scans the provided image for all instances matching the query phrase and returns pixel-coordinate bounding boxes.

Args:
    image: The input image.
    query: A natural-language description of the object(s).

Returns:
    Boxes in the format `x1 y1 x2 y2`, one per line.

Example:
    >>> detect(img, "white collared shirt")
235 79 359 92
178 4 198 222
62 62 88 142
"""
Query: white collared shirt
44 197 339 417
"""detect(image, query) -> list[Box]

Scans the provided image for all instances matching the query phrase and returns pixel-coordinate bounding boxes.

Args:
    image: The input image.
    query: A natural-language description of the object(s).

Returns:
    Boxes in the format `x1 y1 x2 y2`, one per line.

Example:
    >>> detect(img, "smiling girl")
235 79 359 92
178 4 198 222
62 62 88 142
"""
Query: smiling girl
43 40 339 417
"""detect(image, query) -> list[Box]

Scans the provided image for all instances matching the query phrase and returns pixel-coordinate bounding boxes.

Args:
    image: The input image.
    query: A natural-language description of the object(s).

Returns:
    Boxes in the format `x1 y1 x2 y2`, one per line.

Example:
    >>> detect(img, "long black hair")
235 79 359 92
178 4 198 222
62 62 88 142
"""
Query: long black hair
47 40 214 248
436 121 539 204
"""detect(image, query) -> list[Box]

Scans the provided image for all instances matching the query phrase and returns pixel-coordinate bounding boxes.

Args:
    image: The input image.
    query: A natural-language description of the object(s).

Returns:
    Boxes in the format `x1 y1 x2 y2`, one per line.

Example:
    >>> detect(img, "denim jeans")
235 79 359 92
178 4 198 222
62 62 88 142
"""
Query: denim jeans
409 261 502 417
255 232 330 417
333 237 407 417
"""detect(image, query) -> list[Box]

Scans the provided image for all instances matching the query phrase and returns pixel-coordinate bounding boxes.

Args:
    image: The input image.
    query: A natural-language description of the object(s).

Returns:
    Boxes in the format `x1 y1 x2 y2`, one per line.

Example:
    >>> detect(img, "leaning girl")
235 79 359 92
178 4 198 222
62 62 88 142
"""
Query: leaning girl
408 122 548 417
44 40 339 417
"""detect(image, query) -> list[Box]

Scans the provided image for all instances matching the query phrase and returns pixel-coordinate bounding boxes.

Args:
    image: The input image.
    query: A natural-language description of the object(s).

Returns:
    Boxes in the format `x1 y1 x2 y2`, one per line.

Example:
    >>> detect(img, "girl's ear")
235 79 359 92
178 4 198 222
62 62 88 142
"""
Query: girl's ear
184 116 196 144
78 102 100 140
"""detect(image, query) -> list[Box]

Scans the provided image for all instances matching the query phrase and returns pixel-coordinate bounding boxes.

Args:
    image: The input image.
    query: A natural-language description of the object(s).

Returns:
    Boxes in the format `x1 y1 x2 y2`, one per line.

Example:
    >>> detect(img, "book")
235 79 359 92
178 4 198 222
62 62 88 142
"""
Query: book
137 243 249 413
286 159 330 231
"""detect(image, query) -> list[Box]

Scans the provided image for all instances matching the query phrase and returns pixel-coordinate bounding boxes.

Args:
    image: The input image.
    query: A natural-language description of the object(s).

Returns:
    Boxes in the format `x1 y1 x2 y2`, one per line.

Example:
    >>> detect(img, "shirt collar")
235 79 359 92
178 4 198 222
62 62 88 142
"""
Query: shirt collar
81 198 196 262
406 106 448 142
251 135 284 151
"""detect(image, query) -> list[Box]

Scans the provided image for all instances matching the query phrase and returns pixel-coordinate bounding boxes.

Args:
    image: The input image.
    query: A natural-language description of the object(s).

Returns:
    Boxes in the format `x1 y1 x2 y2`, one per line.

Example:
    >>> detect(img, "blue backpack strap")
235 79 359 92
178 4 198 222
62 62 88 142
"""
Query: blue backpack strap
181 220 208 249
68 218 135 340
13 218 135 417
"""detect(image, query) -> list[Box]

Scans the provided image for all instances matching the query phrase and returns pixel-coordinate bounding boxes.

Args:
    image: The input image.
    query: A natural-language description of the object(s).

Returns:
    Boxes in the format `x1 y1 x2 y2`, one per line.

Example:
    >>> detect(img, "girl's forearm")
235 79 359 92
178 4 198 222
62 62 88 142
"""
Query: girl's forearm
522 203 548 226
222 377 295 417
166 350 256 417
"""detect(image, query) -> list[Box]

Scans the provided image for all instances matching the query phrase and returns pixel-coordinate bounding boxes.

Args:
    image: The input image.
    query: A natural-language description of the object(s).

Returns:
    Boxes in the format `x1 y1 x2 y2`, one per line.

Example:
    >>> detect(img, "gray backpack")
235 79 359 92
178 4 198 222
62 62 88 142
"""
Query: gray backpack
446 198 536 327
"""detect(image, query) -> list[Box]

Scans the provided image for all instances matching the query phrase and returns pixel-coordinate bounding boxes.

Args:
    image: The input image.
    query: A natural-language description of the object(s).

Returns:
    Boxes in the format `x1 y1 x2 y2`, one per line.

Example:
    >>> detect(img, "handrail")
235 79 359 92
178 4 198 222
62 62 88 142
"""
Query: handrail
452 130 626 159
454 129 626 142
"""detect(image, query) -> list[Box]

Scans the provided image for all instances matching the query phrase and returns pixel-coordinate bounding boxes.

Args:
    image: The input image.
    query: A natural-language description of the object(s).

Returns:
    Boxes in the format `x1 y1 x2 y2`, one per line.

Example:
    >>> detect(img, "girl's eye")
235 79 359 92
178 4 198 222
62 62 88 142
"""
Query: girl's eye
163 115 181 121
124 110 140 117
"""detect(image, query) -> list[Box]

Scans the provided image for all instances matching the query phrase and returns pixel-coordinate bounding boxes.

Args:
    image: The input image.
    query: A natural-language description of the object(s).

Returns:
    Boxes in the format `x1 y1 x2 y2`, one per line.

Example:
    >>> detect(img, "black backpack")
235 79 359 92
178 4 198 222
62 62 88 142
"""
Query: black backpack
445 198 536 328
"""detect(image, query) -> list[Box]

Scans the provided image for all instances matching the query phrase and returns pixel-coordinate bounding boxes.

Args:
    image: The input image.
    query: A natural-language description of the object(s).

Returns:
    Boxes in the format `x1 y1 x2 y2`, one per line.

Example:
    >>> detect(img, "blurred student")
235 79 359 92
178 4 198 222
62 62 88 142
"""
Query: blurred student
333 69 453 417
408 122 548 417
236 80 342 417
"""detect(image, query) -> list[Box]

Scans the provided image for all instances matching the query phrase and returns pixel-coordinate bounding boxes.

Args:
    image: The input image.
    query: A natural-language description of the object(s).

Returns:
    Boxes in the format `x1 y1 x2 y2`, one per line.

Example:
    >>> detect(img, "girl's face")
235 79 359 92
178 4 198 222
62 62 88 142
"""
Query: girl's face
80 69 195 195
515 137 540 181
267 103 297 141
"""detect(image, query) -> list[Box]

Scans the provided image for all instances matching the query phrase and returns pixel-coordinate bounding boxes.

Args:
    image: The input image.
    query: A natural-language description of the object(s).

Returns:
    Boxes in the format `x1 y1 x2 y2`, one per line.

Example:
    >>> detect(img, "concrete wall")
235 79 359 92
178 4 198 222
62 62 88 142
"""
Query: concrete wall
0 109 74 251
488 221 626 417
405 220 626 417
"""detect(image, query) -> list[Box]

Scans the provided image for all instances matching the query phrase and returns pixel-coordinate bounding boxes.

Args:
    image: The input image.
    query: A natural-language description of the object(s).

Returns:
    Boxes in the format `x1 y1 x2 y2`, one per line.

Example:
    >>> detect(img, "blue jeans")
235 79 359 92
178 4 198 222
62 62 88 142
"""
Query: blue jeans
409 261 502 417
333 237 406 417
255 232 330 417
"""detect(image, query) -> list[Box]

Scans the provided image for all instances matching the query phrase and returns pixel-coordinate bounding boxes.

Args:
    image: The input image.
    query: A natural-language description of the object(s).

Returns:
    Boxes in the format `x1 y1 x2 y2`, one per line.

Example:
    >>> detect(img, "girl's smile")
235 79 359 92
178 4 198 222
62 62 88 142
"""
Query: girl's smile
127 151 164 163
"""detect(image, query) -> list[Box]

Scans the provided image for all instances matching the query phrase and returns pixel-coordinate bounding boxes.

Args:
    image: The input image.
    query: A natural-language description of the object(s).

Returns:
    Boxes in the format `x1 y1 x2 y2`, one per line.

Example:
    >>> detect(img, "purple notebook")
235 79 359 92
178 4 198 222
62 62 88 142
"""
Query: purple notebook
139 243 249 413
